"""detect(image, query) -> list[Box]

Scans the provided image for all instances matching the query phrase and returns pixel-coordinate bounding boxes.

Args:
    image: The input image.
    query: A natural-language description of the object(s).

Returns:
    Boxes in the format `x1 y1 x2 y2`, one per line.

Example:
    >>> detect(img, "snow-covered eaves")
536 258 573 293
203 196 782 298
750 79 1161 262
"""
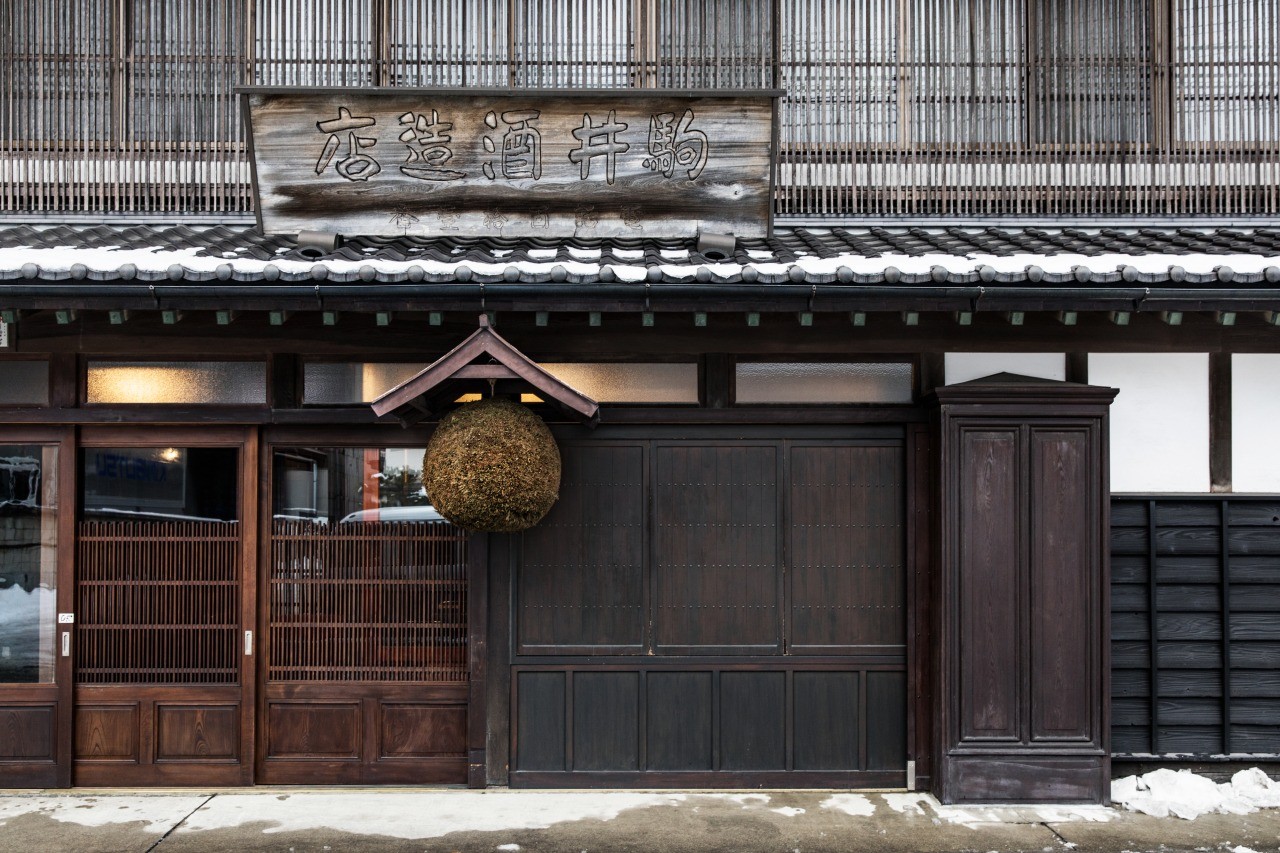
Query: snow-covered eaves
1 224 1279 288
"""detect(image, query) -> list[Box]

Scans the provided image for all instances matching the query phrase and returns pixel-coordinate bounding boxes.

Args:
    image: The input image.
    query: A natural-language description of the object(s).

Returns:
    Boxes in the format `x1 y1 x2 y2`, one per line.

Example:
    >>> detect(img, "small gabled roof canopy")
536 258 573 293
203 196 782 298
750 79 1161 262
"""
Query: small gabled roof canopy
371 314 600 426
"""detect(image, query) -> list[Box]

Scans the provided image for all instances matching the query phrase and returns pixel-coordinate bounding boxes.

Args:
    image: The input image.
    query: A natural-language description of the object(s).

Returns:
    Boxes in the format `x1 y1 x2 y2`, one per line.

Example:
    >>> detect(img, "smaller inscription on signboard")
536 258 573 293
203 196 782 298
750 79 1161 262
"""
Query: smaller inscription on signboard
0 320 8 350
242 87 780 239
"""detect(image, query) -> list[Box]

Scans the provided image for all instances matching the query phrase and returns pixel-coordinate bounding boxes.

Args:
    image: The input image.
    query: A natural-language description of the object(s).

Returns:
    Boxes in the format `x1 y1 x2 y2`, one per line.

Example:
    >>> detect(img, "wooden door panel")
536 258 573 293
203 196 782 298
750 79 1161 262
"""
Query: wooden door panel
1030 429 1095 742
790 445 907 652
267 703 361 758
380 704 466 758
654 445 781 653
518 444 645 654
511 664 906 786
74 704 139 761
0 704 57 760
958 428 1022 743
155 705 239 760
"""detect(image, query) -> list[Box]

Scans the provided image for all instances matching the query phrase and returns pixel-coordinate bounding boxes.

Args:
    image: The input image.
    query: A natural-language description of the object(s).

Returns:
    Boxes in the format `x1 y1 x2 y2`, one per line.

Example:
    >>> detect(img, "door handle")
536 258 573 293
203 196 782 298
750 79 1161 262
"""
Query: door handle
244 630 253 656
61 632 70 657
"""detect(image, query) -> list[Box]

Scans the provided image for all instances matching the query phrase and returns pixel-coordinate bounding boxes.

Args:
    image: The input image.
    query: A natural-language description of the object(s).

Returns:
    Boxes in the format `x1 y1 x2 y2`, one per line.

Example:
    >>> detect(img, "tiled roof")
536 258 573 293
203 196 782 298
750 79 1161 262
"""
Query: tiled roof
1 224 1280 287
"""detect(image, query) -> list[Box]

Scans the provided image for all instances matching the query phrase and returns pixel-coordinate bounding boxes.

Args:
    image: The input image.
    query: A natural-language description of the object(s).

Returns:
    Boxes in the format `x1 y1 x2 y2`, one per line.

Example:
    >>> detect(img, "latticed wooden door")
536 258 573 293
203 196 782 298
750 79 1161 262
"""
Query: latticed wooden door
72 428 257 786
258 445 469 784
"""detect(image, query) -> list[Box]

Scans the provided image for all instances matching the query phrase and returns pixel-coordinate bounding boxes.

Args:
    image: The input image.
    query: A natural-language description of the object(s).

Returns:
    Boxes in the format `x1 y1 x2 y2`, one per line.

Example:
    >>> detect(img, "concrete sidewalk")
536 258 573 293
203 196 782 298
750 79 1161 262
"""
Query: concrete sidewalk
0 787 1275 853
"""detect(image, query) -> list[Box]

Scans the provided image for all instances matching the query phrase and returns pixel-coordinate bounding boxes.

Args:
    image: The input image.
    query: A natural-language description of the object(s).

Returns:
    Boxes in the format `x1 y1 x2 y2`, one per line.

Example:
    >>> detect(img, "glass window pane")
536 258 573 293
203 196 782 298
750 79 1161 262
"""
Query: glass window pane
86 362 266 405
0 445 59 683
735 362 913 404
82 447 239 521
304 362 428 405
539 363 698 403
0 362 50 405
273 447 440 524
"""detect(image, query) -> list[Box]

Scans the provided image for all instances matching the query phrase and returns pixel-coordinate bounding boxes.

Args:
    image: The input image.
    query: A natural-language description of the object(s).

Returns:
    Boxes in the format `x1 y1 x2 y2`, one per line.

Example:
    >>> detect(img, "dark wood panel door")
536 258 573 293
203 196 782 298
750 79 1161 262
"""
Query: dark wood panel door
73 428 258 786
511 431 908 787
0 428 75 787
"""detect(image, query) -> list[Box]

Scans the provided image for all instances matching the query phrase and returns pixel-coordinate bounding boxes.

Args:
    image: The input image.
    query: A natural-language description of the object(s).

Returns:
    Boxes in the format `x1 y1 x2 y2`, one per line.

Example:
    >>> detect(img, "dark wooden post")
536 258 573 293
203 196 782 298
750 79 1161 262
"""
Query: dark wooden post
931 373 1118 804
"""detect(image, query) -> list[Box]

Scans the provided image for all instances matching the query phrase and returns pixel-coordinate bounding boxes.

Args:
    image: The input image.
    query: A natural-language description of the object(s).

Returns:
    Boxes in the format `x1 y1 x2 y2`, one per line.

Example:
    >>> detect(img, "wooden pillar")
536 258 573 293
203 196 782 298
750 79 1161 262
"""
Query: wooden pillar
931 373 1118 804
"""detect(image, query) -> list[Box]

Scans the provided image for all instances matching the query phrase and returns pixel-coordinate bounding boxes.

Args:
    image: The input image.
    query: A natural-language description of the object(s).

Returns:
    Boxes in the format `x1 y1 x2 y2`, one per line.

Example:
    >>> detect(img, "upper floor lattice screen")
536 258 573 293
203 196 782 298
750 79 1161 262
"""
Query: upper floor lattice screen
2 0 1278 219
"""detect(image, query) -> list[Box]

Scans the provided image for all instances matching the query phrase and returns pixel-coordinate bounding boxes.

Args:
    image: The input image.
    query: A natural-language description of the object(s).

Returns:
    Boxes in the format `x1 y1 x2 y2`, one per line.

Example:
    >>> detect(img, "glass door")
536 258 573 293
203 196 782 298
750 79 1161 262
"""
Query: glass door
0 429 74 787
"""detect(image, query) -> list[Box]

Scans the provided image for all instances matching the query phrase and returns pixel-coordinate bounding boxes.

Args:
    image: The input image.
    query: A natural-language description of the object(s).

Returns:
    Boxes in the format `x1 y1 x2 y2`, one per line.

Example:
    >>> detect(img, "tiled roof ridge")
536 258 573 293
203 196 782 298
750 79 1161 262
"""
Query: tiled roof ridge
2 223 1280 286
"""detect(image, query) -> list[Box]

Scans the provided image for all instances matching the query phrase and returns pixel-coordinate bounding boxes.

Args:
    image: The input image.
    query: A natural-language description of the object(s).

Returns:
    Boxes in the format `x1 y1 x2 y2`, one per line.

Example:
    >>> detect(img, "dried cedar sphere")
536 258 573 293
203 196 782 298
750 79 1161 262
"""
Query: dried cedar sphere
423 397 561 533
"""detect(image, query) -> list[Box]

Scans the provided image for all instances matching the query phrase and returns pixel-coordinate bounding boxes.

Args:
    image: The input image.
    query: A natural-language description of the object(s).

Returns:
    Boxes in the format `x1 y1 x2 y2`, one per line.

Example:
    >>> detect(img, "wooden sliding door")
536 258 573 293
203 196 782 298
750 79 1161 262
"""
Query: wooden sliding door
0 428 74 787
73 428 257 786
258 442 469 784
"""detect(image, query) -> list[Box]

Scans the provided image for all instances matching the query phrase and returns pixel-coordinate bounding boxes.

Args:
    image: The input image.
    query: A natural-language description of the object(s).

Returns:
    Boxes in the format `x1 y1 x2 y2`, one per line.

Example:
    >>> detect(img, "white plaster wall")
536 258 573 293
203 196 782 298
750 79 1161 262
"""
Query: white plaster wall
1089 353 1209 493
944 353 1066 385
1232 354 1280 492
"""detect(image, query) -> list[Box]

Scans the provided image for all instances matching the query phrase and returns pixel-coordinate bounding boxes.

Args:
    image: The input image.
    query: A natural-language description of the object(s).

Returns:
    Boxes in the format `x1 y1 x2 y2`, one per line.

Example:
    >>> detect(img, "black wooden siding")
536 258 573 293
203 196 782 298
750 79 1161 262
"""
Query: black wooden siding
1112 496 1280 759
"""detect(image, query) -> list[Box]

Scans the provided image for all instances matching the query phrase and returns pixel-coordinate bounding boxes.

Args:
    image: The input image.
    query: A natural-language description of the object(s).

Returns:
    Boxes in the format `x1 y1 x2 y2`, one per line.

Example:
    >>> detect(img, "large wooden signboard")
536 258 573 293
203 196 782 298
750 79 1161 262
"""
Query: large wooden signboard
241 88 780 240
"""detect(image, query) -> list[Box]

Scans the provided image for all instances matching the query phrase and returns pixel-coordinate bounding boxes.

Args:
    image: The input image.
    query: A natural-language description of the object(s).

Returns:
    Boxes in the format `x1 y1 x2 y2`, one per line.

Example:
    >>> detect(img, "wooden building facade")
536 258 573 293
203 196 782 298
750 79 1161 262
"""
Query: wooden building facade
2 0 1280 804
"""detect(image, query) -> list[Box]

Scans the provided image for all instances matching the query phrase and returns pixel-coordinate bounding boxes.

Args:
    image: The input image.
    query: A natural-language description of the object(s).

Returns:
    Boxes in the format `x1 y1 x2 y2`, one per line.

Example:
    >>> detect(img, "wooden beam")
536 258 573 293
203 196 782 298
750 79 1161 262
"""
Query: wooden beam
1210 352 1232 493
452 364 521 380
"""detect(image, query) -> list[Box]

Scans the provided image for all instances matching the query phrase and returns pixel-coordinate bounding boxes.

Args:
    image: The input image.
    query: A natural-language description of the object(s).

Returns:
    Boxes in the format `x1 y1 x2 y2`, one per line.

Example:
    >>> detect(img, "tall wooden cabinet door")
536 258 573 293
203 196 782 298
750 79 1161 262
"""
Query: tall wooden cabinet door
0 428 74 787
73 427 257 786
955 426 1022 745
1029 426 1098 744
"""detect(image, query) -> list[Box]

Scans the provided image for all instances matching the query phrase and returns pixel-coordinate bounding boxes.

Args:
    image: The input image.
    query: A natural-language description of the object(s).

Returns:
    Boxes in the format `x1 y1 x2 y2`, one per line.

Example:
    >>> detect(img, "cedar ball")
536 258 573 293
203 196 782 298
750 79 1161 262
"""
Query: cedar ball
423 397 561 532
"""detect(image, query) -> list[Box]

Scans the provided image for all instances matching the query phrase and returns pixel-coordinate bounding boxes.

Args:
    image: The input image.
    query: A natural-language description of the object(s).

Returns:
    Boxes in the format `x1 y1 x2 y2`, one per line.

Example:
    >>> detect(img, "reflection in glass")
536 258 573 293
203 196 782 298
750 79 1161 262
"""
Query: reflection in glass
735 362 914 404
274 447 439 523
539 363 699 403
86 361 267 405
0 445 58 683
82 447 238 521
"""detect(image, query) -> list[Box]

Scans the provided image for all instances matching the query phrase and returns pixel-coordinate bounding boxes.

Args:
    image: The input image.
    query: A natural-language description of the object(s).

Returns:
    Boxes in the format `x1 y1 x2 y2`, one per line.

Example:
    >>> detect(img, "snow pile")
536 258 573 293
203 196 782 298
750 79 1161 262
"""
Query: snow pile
1112 768 1280 819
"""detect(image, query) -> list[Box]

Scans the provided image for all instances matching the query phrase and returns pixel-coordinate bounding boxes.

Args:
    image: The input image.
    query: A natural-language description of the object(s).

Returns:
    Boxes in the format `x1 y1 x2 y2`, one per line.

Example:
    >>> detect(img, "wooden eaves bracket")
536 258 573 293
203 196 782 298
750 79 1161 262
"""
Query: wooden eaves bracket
370 314 600 426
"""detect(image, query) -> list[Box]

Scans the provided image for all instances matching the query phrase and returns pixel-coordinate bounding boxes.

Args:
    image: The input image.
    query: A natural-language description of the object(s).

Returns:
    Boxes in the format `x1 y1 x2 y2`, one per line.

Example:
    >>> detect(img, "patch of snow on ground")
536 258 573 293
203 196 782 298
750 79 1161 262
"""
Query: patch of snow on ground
178 792 686 840
770 807 805 817
1112 767 1280 820
882 793 931 815
820 794 876 817
0 796 210 834
496 845 520 851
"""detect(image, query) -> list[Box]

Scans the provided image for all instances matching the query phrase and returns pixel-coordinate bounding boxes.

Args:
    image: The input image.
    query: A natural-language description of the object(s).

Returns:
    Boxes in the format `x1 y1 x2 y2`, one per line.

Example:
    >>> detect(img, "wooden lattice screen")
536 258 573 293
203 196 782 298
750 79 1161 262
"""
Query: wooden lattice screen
76 519 240 685
268 520 468 684
4 0 1280 219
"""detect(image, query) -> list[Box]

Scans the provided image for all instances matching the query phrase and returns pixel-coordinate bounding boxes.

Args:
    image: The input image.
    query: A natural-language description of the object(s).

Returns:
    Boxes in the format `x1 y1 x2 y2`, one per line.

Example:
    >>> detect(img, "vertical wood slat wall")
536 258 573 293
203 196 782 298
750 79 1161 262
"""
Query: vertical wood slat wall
2 0 1278 218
